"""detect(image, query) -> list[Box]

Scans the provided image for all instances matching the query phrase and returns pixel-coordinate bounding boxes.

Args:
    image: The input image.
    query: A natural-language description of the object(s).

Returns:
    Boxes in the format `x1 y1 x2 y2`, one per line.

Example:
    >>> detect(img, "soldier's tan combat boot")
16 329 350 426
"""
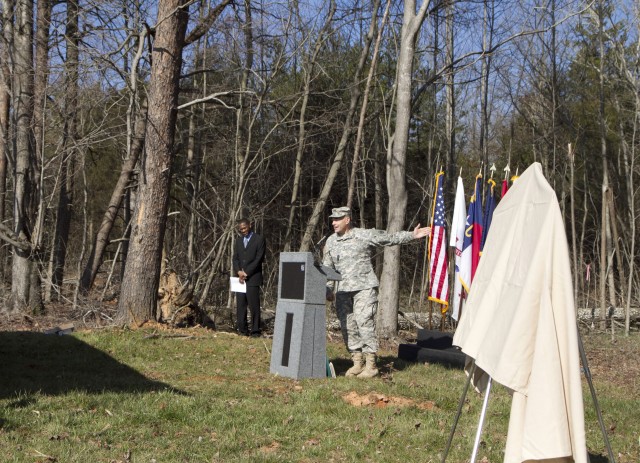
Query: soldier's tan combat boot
357 353 379 378
345 352 365 377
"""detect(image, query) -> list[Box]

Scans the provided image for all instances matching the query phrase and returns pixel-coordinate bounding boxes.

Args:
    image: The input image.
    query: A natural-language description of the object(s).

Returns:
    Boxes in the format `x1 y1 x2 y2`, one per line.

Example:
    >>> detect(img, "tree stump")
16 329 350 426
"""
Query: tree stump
157 271 213 328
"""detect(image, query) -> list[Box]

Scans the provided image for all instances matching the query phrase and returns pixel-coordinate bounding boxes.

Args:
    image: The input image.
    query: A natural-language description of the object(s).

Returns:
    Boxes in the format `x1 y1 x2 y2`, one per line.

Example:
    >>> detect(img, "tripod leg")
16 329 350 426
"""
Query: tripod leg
470 376 493 463
441 361 476 463
577 330 616 463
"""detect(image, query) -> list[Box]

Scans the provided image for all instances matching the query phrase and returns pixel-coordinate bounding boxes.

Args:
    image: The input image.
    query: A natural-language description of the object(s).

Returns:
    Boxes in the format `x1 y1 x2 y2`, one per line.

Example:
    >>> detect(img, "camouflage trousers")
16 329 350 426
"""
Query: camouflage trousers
335 287 378 354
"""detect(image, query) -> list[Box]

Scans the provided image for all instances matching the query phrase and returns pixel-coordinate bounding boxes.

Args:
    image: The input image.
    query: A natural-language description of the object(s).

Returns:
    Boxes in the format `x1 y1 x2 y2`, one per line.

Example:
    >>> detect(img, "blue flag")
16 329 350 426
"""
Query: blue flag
481 178 497 251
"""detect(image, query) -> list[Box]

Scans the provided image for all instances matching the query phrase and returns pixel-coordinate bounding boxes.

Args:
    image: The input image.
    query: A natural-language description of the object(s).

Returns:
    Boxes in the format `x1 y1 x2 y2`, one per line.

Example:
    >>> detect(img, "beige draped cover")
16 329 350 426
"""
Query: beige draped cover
452 163 587 463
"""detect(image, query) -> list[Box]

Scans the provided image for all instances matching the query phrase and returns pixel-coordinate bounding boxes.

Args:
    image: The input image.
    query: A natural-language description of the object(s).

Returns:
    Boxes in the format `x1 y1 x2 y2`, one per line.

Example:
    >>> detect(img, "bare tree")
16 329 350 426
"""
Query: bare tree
0 0 12 281
117 0 232 324
8 0 41 312
591 1 613 330
118 0 190 325
378 0 431 338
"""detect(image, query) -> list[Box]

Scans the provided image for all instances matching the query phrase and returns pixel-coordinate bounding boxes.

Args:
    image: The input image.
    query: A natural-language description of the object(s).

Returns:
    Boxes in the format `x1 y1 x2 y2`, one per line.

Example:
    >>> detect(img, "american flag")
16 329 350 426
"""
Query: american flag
428 172 449 307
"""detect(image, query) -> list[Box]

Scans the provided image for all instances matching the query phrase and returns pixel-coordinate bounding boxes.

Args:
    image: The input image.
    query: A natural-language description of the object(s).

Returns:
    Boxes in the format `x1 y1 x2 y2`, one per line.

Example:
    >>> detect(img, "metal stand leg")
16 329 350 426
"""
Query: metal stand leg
577 330 616 463
443 331 616 463
470 377 492 463
441 362 476 463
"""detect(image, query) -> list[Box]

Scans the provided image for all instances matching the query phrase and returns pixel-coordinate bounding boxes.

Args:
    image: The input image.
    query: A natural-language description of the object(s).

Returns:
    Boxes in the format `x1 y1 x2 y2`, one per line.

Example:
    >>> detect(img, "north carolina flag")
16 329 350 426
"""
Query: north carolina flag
460 174 484 291
449 176 466 321
428 172 449 308
481 178 497 251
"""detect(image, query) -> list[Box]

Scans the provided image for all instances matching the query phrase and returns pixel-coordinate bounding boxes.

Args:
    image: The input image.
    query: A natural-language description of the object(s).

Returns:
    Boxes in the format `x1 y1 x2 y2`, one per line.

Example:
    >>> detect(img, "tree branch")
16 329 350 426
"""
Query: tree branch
184 0 234 45
177 90 254 110
0 222 33 251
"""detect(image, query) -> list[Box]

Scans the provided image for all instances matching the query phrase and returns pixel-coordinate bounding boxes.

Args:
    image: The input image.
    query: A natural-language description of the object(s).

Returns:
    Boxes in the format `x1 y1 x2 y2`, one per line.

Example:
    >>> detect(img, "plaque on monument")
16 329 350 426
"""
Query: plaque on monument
270 252 341 379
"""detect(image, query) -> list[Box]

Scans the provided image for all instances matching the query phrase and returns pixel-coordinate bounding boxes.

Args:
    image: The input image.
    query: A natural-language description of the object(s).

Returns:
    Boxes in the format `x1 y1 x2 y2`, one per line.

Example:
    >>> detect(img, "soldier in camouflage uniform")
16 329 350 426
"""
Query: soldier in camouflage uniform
323 207 431 378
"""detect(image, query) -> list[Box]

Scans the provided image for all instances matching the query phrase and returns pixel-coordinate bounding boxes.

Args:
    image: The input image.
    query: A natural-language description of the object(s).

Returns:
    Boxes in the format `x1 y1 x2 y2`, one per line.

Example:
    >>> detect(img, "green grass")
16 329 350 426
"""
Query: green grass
0 329 637 462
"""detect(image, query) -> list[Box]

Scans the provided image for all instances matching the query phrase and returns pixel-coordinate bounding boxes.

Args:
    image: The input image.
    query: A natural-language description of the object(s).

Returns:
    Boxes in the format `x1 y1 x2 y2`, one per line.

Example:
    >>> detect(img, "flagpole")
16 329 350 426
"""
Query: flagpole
470 376 493 463
441 361 477 463
448 241 455 327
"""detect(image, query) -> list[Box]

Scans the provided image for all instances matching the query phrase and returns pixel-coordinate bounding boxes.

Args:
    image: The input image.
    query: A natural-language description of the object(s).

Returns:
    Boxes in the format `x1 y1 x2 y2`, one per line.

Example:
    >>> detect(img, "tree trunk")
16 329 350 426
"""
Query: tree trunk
186 110 199 266
230 0 254 223
32 0 50 164
0 0 12 283
606 187 625 312
596 0 608 330
549 0 558 190
10 0 38 312
117 0 188 325
624 93 638 336
445 1 455 198
479 0 494 170
580 167 588 307
185 2 210 268
568 144 578 305
374 125 383 276
378 0 430 338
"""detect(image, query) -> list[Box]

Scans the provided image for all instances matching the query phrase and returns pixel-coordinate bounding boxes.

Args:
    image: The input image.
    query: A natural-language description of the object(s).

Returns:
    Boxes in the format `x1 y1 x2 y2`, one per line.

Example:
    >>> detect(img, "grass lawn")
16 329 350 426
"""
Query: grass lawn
0 327 638 462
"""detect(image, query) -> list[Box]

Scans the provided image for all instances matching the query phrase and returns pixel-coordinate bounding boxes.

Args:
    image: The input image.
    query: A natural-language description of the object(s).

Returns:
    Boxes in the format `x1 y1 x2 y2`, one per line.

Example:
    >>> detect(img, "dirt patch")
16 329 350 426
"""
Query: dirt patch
259 441 281 453
580 332 640 396
342 391 436 410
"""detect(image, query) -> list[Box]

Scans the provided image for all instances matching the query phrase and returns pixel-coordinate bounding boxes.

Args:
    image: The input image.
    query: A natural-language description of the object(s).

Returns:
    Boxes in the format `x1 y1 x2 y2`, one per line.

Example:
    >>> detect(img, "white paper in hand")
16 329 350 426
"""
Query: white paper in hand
230 277 246 293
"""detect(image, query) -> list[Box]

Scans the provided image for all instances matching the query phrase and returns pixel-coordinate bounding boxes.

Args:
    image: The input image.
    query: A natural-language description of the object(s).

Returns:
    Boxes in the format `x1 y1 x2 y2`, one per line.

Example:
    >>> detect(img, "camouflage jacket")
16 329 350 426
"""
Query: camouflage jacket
322 227 415 292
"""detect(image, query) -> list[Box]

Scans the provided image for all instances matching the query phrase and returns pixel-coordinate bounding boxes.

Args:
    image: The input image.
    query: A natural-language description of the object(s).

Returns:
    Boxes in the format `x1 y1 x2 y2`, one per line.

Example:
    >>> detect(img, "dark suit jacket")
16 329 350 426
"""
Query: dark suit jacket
232 232 266 287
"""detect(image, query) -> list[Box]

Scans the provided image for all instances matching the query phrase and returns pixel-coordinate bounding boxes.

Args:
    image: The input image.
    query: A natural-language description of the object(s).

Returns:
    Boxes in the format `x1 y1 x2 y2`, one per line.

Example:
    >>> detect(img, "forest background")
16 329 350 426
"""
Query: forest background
0 0 637 337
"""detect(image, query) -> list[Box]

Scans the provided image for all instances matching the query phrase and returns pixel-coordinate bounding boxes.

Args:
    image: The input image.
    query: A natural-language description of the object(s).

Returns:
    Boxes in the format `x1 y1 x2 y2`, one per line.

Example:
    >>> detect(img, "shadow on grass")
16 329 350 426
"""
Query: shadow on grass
587 453 612 463
329 354 410 377
329 356 352 376
0 332 182 399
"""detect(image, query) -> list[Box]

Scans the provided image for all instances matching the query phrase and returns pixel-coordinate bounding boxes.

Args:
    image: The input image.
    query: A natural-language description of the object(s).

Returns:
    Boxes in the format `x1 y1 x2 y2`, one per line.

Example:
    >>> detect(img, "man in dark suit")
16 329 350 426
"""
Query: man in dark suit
232 218 266 336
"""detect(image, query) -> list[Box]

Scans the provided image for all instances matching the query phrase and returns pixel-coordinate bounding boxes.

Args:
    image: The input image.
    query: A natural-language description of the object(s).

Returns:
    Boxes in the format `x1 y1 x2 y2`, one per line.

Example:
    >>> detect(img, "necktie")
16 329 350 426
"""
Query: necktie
244 236 249 248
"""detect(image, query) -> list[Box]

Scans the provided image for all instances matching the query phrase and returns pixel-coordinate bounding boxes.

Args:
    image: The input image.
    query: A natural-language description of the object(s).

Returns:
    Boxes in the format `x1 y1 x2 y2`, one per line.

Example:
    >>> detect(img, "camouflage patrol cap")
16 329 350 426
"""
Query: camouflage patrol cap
329 206 351 219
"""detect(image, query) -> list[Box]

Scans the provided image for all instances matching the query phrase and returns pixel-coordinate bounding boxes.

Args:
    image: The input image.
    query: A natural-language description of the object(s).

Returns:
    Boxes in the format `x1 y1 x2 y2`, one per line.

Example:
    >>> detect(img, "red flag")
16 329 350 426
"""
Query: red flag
459 175 484 292
428 171 449 307
501 178 509 198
